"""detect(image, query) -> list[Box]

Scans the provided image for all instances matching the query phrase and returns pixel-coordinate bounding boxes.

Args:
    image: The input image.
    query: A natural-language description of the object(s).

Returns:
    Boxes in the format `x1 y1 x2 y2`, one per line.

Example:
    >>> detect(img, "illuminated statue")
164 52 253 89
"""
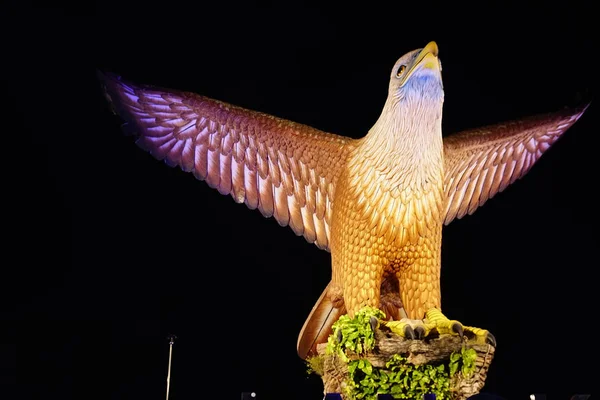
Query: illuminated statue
99 41 587 362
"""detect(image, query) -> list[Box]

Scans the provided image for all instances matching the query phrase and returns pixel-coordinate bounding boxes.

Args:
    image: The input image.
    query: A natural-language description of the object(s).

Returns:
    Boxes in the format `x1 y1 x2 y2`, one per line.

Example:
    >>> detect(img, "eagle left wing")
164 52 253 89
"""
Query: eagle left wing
98 71 356 251
442 103 589 225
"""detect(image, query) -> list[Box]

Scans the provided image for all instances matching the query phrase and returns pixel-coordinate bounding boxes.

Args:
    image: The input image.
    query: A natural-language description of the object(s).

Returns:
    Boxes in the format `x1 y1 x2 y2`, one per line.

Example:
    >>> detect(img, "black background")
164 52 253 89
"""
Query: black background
3 1 598 400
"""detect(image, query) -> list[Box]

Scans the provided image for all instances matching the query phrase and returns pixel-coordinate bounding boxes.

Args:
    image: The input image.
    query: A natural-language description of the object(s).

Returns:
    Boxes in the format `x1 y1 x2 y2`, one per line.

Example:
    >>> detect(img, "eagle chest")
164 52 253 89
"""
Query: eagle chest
332 157 444 273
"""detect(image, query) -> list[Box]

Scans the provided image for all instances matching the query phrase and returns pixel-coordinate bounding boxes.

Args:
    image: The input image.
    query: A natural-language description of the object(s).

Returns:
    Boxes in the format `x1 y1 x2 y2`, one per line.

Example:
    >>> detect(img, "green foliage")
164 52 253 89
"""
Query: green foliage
325 306 385 362
308 307 480 400
449 347 477 378
306 355 324 376
342 354 453 400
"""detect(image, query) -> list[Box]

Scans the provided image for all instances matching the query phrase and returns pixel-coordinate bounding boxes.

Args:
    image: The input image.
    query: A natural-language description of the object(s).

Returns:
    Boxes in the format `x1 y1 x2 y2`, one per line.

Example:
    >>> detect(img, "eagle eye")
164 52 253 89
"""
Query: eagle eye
396 65 406 78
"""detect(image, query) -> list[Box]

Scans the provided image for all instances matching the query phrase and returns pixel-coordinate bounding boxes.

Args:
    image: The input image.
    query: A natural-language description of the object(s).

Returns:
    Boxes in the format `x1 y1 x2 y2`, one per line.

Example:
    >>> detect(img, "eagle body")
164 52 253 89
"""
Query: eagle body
331 70 445 321
99 41 588 360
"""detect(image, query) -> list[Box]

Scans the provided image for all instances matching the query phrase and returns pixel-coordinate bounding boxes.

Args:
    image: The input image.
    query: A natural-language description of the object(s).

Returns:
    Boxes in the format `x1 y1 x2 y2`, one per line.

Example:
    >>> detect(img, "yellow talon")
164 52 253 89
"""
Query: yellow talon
386 320 411 337
424 308 446 322
424 308 463 337
384 309 496 346
385 319 429 339
463 326 496 346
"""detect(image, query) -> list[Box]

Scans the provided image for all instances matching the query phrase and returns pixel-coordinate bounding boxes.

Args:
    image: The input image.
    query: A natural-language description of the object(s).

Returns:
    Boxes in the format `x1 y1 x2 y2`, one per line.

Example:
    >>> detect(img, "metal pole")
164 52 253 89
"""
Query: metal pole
166 334 177 400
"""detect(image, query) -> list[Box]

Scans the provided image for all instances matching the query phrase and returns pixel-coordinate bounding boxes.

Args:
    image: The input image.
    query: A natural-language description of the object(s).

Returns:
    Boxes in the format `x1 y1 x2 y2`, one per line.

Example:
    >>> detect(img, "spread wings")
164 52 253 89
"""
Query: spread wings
100 71 588 240
99 72 355 251
442 103 588 224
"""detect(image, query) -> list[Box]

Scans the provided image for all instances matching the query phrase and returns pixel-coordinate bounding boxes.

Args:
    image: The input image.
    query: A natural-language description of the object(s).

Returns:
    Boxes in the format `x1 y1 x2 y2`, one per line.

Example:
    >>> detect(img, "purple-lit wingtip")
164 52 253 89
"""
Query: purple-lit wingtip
97 70 134 119
97 70 119 98
97 69 120 80
568 101 591 126
96 69 117 87
567 89 593 120
99 71 140 94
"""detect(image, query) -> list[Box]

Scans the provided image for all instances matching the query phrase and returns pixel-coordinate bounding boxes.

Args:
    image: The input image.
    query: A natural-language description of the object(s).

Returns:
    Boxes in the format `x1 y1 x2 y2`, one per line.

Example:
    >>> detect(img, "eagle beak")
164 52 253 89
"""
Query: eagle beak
402 41 440 83
416 41 439 68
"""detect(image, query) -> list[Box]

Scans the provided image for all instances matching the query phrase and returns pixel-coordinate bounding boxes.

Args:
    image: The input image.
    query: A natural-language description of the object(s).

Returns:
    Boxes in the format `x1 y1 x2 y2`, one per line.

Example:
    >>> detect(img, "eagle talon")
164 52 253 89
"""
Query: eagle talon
335 328 343 343
422 308 496 346
370 316 379 332
404 325 415 340
462 326 496 347
384 320 426 340
451 322 464 338
414 325 425 339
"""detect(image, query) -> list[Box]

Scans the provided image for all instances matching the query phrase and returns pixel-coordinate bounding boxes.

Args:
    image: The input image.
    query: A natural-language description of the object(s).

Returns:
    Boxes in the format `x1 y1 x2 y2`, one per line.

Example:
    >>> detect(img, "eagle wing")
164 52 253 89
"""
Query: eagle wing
442 104 588 224
99 72 355 251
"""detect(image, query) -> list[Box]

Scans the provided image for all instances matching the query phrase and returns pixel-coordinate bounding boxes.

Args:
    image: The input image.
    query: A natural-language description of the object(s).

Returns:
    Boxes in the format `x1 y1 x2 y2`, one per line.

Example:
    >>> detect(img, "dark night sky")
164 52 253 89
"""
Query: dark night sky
3 2 598 400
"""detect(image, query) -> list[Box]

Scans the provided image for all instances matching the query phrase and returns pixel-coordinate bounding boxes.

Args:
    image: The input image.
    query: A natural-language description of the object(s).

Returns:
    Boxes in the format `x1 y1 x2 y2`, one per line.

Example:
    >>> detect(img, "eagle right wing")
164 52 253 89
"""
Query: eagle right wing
99 72 356 251
442 103 588 224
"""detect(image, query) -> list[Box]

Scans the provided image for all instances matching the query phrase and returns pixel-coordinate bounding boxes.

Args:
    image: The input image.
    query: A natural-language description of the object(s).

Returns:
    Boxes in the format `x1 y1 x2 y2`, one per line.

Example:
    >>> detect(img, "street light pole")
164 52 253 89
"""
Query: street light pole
166 334 177 400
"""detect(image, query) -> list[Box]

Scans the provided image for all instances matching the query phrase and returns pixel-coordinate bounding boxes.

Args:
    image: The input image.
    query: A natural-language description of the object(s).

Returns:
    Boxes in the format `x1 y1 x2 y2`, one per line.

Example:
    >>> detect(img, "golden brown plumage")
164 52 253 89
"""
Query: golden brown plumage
102 73 352 251
99 41 588 360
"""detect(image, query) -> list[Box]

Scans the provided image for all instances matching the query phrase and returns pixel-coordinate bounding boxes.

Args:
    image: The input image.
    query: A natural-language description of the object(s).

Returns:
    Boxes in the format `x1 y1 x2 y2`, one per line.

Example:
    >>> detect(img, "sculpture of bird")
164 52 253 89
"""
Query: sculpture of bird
98 41 588 360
